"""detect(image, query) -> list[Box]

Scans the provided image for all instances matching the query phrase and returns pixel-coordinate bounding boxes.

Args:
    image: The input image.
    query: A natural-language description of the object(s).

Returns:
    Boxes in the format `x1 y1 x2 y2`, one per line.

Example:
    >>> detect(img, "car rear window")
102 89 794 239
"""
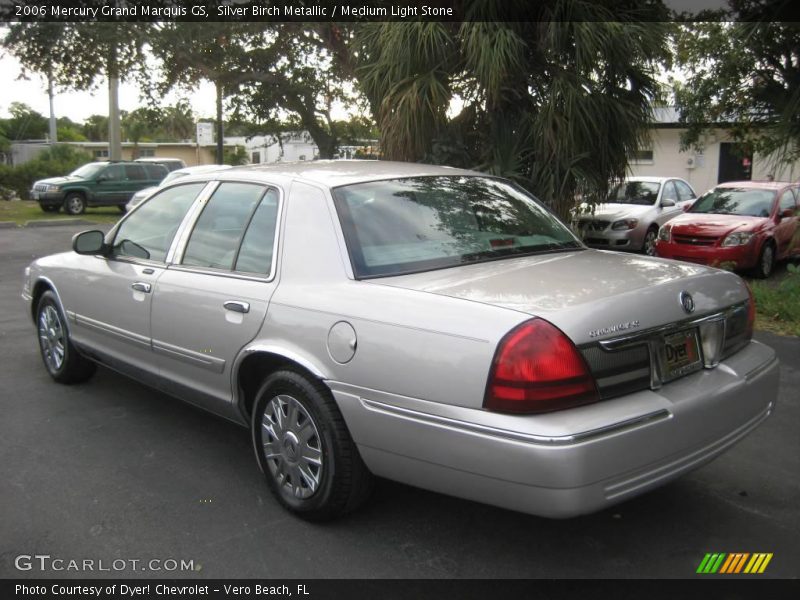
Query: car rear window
332 176 581 278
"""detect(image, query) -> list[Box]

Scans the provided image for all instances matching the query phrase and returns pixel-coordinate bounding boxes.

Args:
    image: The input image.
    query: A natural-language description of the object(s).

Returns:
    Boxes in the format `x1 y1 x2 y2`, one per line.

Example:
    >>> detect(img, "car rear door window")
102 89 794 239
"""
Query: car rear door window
112 183 205 262
234 189 280 275
181 182 269 271
125 164 148 181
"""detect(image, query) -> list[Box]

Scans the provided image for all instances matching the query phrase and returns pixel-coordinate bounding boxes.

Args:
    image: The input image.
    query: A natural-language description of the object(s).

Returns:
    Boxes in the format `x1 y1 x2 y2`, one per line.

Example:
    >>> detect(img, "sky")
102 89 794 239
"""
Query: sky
0 51 220 122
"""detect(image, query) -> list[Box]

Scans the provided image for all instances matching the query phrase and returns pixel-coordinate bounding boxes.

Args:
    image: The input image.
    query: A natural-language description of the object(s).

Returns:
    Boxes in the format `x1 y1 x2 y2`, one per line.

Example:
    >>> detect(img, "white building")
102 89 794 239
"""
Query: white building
628 107 800 194
224 132 319 164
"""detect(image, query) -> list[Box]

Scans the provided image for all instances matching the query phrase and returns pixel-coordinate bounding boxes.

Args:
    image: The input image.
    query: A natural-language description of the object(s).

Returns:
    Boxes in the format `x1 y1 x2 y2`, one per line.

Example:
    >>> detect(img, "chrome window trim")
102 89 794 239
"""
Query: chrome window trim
165 181 220 264
170 180 284 283
104 181 216 268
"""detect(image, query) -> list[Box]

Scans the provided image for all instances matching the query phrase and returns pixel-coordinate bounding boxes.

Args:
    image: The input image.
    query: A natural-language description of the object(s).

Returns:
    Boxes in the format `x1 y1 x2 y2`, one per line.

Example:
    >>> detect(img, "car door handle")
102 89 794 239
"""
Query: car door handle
131 282 152 293
224 300 250 314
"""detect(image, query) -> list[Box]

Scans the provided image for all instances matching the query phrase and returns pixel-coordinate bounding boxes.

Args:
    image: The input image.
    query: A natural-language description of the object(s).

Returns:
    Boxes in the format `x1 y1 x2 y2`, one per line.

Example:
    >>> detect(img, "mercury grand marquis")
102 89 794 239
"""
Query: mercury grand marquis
22 161 779 520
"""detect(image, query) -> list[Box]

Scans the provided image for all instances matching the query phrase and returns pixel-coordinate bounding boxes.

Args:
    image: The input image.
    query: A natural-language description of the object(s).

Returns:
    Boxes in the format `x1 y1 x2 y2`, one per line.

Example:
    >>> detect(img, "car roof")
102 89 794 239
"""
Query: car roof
135 157 184 163
716 180 795 190
217 160 485 188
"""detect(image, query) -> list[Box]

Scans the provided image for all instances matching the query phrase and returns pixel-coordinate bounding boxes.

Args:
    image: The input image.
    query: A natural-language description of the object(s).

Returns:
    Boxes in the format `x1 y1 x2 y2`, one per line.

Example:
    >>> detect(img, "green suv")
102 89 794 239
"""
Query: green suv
31 161 168 215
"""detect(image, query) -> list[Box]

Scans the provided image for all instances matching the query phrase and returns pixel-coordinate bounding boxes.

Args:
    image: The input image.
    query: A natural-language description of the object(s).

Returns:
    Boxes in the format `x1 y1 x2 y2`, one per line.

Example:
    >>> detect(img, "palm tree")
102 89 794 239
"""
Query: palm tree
354 1 671 220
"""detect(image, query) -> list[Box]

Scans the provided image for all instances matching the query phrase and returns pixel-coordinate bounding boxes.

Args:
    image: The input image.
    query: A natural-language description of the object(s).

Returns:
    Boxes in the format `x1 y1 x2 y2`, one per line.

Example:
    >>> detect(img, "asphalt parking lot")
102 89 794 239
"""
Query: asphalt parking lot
1 223 798 579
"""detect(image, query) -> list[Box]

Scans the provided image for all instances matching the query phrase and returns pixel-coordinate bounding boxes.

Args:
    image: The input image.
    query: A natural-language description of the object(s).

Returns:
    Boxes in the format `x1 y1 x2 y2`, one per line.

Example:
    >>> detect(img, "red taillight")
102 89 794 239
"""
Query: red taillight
484 319 600 414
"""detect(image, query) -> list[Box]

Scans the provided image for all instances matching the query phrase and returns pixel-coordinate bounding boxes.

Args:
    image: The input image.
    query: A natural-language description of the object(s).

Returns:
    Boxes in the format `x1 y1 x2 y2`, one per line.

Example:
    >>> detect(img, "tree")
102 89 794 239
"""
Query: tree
160 101 195 142
352 2 672 220
82 115 109 142
1 102 49 140
2 18 150 158
674 6 800 169
147 23 356 160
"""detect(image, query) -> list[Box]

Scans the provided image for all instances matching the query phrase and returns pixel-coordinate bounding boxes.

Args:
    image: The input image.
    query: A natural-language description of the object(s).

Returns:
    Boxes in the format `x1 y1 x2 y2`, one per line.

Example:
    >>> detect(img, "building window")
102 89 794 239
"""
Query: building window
138 148 155 157
251 151 261 164
94 149 109 159
629 149 654 164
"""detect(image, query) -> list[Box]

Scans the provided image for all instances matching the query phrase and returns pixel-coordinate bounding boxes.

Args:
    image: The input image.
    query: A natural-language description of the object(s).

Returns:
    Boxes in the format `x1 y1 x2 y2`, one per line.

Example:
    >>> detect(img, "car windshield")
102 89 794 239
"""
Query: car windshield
70 163 106 178
690 188 776 217
608 181 661 205
333 176 582 278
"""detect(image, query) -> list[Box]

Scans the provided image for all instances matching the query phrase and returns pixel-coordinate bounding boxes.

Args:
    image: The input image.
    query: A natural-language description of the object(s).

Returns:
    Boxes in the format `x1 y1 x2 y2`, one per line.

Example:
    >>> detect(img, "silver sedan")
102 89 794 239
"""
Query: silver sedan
576 176 697 255
22 162 777 520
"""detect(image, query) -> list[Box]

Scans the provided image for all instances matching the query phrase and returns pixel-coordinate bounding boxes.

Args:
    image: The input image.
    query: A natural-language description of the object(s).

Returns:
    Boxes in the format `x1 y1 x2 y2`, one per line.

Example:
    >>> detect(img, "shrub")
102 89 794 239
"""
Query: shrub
5 145 92 200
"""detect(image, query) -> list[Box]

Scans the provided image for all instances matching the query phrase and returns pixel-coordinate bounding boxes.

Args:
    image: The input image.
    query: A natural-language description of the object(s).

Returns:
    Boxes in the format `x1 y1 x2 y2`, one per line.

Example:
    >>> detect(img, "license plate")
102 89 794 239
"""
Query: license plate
662 328 702 381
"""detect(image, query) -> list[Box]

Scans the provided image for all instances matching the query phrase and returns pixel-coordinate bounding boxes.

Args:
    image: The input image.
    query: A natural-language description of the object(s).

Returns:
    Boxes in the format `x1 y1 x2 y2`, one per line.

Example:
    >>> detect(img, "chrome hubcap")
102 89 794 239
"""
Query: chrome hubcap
261 394 322 499
644 232 657 256
68 198 81 213
38 305 65 371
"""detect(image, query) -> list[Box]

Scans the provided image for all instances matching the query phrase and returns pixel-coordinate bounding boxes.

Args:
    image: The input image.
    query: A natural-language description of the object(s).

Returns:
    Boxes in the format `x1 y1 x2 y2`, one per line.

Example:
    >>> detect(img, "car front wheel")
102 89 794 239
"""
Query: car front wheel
252 370 372 520
63 193 86 216
36 291 96 383
643 226 659 256
754 242 775 278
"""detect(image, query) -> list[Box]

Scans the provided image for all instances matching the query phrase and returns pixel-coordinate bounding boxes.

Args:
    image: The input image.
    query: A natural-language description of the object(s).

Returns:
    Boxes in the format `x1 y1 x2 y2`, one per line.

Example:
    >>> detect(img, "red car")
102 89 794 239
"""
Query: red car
655 180 800 277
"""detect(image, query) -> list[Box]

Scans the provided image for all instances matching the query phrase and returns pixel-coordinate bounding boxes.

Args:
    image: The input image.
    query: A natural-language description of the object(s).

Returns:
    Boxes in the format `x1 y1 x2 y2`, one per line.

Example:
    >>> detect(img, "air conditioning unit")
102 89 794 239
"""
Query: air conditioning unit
686 156 697 170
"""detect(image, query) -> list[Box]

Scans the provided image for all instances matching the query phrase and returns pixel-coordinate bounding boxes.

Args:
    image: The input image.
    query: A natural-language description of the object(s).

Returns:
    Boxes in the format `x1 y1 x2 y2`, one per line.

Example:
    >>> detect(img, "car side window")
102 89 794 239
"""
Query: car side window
125 164 148 181
778 189 797 213
235 188 280 275
102 165 125 182
112 183 205 262
674 180 696 201
181 183 268 271
661 181 678 202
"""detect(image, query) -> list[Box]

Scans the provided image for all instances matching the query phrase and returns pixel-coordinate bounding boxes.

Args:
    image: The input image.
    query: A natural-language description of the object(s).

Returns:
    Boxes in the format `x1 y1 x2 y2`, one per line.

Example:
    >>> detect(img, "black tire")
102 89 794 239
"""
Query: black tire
63 193 86 216
642 226 659 256
753 241 775 279
40 204 60 213
36 291 96 384
252 370 372 521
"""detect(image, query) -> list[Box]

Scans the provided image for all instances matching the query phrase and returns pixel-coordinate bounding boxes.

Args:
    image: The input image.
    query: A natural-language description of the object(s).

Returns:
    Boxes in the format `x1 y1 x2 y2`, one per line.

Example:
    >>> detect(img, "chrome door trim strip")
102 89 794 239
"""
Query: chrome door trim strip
71 312 150 348
152 339 226 373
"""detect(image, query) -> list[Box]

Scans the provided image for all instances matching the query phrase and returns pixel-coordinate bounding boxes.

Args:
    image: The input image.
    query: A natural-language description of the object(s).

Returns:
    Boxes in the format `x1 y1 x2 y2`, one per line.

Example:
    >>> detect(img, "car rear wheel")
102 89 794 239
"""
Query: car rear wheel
252 370 372 520
753 242 775 279
643 226 659 256
63 193 86 216
36 291 96 384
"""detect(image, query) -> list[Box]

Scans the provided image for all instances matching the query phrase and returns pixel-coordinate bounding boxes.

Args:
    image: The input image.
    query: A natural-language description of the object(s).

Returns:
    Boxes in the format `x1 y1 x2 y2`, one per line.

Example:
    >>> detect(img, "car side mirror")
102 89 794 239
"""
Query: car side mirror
660 198 676 208
72 230 108 255
96 175 108 183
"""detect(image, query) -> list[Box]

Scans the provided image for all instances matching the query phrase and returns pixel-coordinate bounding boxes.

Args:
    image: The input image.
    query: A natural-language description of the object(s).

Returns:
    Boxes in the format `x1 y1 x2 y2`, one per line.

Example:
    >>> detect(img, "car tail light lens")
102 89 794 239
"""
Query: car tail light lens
484 319 600 414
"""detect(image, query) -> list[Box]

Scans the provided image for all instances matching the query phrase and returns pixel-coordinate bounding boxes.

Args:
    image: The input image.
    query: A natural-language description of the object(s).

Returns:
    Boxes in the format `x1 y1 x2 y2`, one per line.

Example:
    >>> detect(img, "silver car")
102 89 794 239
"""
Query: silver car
126 164 232 211
576 176 697 255
22 161 778 520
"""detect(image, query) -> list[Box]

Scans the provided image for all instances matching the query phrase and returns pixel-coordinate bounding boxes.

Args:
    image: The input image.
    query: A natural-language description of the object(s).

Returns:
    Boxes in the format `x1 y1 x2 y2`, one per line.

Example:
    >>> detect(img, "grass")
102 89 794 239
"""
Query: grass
0 200 122 226
750 263 800 337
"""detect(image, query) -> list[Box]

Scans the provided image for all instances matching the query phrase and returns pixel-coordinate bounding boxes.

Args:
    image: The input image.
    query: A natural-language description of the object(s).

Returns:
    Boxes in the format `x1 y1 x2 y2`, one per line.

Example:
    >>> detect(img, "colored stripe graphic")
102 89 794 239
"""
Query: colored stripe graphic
697 552 773 574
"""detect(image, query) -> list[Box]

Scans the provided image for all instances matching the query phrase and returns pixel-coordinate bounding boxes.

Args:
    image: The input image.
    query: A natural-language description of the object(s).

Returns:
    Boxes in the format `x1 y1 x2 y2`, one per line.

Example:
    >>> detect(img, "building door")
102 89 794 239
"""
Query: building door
718 143 752 183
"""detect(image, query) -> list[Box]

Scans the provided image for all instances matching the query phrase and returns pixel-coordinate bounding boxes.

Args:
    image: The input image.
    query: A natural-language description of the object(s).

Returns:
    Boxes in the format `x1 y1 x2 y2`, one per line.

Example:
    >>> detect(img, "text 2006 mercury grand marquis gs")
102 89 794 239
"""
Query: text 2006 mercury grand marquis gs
22 161 779 520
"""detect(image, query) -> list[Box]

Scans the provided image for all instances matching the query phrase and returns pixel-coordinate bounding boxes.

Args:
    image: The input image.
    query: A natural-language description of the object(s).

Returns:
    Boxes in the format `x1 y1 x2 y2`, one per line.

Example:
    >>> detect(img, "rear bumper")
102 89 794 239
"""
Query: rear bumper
331 340 778 518
656 241 759 270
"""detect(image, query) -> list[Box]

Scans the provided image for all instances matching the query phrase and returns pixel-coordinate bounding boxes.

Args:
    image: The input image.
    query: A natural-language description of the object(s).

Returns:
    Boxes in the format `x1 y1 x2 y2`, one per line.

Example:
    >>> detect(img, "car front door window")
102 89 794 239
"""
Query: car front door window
112 183 205 262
